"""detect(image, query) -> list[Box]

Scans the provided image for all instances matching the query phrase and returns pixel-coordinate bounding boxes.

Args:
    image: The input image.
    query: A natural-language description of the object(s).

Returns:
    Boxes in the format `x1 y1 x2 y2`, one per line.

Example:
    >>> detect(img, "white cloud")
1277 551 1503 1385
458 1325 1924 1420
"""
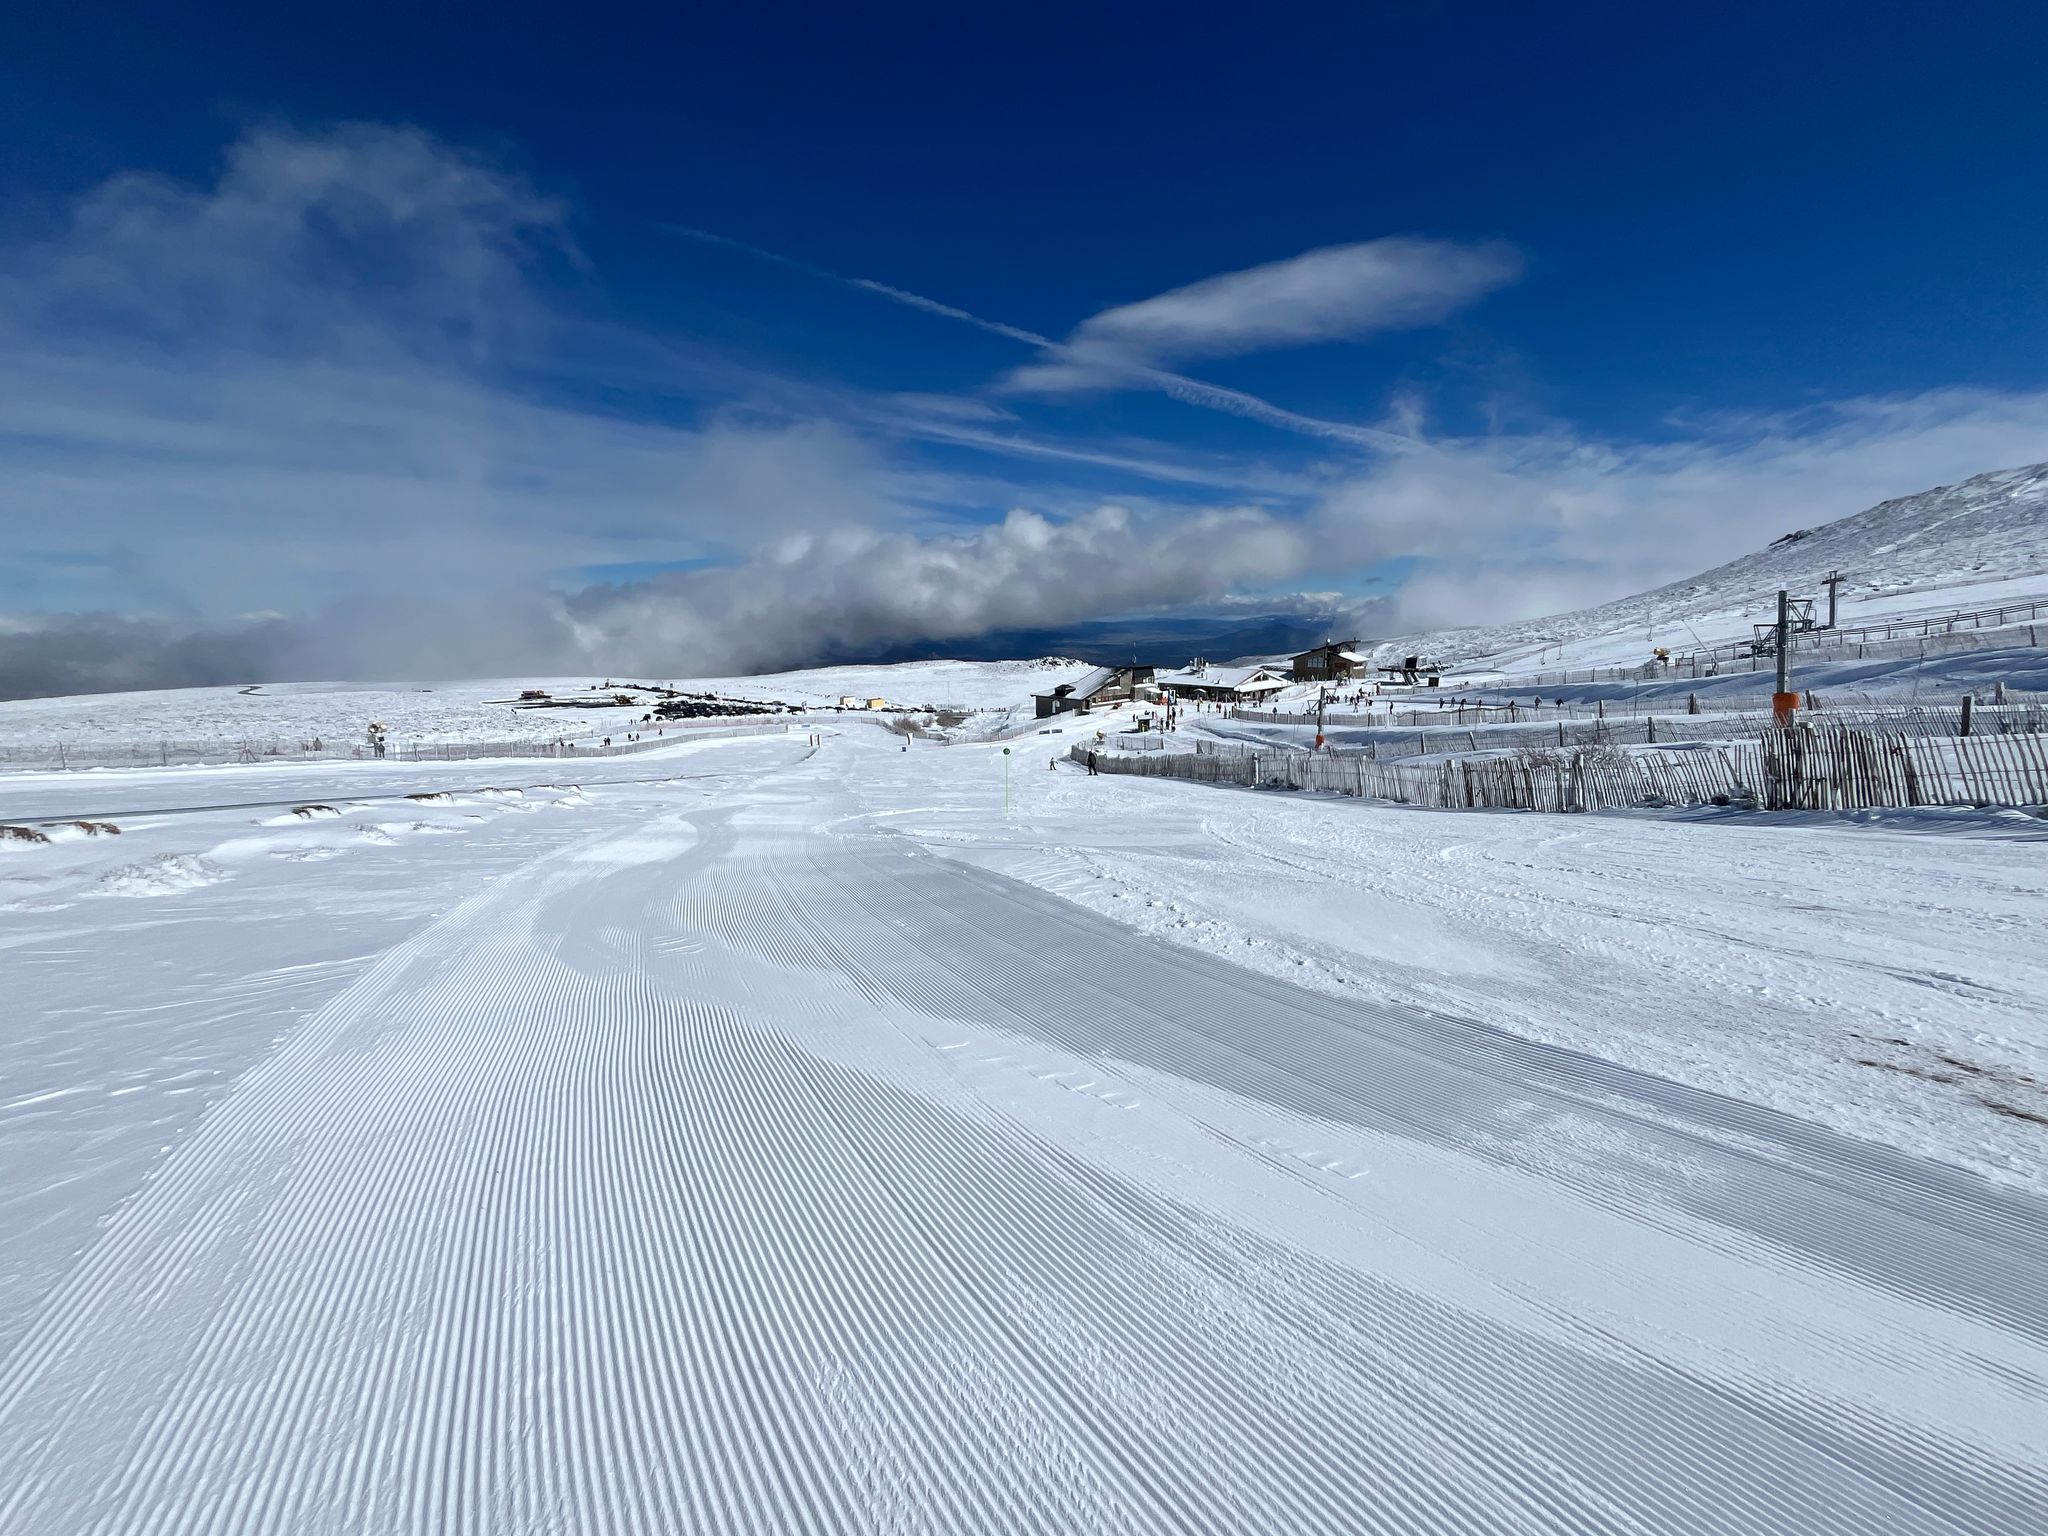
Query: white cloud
554 383 2048 673
0 124 971 628
565 501 1313 675
1080 237 1524 359
0 499 1316 693
3 125 1332 632
1004 237 1523 395
13 122 564 365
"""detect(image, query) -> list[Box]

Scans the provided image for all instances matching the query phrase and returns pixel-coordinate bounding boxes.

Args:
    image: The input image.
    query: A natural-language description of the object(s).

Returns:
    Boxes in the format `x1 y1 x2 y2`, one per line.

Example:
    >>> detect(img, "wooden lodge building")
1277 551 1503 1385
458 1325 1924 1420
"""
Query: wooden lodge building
1033 665 1157 718
1151 662 1291 704
1289 641 1371 682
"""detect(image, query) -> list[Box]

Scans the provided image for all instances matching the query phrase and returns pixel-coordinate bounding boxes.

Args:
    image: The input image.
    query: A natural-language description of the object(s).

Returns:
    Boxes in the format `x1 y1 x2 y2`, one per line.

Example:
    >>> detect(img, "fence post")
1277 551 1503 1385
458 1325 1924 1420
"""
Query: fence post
1960 694 1974 738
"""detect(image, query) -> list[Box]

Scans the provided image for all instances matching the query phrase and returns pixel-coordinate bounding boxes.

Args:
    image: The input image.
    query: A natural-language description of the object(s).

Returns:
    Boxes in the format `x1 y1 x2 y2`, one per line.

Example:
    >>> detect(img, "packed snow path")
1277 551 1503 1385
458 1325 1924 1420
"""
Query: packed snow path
2 735 2045 1533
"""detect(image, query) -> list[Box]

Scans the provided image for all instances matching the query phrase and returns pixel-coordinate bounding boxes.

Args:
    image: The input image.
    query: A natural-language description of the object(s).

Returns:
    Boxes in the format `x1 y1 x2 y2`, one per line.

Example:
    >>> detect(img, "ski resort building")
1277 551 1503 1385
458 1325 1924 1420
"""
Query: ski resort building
1152 662 1292 703
1033 665 1156 718
1290 641 1370 682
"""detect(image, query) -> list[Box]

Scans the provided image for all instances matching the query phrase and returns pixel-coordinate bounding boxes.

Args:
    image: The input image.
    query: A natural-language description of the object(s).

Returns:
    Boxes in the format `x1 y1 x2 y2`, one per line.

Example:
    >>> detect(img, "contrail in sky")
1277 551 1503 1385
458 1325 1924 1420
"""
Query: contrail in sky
666 226 1418 454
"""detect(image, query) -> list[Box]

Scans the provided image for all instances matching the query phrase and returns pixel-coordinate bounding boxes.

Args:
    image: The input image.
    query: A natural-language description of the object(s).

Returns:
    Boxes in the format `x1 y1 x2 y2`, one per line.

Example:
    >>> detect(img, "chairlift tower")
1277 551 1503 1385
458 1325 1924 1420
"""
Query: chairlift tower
1769 589 1799 724
1821 570 1847 629
1751 596 1817 656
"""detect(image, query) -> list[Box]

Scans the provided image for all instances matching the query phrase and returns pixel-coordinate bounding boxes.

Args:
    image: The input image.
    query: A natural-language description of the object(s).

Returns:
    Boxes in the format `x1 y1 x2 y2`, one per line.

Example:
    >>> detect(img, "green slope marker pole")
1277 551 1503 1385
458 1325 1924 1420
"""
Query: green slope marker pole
1003 746 1011 815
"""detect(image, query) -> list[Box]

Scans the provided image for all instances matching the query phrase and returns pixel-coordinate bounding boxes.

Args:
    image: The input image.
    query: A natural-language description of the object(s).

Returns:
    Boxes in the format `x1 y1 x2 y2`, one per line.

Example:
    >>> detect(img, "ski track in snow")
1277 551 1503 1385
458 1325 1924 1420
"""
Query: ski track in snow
1 733 2045 1532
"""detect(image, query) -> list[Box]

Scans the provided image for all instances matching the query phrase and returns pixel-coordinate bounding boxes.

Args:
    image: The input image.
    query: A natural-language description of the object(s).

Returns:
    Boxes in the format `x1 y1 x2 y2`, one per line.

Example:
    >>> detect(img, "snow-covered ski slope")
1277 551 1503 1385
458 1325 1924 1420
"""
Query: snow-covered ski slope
1377 460 2048 676
2 721 2045 1532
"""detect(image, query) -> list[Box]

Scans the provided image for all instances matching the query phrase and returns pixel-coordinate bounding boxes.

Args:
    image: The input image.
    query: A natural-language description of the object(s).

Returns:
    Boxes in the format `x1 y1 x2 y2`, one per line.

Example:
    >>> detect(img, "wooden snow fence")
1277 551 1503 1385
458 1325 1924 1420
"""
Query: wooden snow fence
1752 726 2048 812
1078 722 2048 815
1226 699 2048 750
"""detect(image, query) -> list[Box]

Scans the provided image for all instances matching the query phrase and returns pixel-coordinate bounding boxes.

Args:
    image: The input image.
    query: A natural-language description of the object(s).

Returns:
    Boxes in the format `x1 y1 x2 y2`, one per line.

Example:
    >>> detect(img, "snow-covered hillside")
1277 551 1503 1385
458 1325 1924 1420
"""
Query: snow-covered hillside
666 656 1087 712
0 659 1090 756
1374 461 2048 675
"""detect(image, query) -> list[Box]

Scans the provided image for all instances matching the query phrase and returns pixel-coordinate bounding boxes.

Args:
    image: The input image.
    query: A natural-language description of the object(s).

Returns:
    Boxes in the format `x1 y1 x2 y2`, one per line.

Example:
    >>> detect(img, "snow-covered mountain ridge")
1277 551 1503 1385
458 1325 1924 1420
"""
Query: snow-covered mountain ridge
1372 461 2048 674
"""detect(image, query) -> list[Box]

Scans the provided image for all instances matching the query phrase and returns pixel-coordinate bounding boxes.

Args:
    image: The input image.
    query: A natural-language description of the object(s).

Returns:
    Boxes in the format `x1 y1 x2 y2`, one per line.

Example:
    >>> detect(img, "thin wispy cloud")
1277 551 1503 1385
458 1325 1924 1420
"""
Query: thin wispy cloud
846 278 1051 350
1094 238 1521 355
880 407 1317 497
1003 237 1523 394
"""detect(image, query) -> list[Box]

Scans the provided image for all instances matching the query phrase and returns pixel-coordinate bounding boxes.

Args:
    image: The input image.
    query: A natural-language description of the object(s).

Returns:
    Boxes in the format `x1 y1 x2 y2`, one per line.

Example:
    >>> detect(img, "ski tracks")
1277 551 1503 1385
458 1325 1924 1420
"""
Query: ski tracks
0 775 2044 1532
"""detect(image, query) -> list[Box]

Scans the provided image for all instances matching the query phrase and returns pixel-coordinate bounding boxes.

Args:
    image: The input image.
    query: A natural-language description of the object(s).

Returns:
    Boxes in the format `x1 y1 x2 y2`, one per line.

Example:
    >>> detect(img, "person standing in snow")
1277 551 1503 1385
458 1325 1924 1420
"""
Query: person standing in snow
1086 751 1099 776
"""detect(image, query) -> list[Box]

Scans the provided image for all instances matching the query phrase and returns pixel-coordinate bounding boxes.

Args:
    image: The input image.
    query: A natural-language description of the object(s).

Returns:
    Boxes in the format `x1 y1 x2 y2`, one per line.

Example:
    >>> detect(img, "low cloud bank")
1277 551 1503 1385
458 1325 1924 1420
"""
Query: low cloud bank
0 600 588 701
1 503 1313 697
567 504 1311 677
0 615 297 700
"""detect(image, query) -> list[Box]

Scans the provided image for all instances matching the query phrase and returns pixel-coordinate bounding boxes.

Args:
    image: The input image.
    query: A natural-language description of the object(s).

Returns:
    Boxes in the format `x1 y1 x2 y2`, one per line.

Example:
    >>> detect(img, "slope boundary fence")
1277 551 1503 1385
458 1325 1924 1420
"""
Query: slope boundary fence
1210 701 2048 763
1083 725 2048 814
1234 697 2048 733
1462 610 2048 692
0 719 797 772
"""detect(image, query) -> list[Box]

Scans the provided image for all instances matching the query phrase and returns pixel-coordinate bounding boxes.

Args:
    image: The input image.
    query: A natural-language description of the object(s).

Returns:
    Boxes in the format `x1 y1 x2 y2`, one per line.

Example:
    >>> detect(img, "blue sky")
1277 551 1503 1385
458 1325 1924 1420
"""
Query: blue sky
4 1 2047 688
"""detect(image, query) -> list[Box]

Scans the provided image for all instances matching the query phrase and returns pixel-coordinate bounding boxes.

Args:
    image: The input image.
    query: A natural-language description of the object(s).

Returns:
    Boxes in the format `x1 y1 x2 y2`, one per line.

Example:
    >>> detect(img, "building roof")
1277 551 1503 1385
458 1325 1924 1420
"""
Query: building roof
1154 663 1288 692
1290 639 1362 662
1068 665 1119 699
1036 664 1124 702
